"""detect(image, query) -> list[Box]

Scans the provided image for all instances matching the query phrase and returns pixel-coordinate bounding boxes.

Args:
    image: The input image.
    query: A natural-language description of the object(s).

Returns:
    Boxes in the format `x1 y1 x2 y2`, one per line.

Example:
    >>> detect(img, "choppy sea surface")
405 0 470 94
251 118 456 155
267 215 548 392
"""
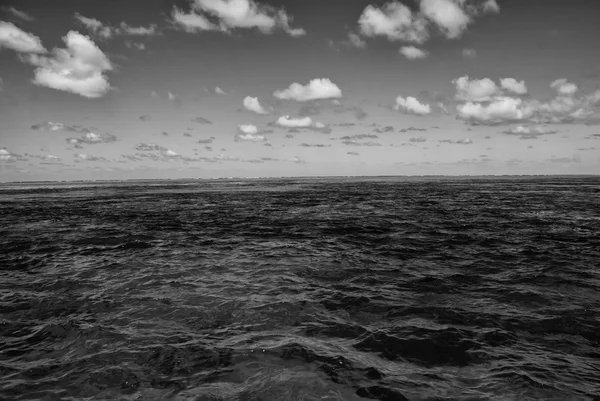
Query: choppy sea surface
1 176 599 401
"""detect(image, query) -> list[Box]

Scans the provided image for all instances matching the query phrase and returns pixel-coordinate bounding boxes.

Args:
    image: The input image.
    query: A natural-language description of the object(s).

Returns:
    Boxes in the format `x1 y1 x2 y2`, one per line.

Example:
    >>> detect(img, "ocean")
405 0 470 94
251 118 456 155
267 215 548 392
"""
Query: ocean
1 176 599 401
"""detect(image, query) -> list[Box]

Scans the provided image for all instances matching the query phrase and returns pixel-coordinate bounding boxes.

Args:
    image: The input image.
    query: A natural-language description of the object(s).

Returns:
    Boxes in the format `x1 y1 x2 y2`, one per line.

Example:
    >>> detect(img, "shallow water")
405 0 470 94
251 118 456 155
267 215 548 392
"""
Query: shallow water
1 177 599 400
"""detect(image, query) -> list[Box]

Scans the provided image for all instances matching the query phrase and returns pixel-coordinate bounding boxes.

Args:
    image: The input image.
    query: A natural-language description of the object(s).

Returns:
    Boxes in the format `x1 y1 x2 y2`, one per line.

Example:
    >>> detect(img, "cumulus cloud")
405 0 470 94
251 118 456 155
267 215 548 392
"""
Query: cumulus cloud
356 0 499 44
23 31 113 98
500 78 527 95
457 96 532 124
454 75 499 101
399 46 428 59
0 148 26 162
462 48 476 58
358 2 428 43
172 0 305 36
238 124 258 134
276 115 314 128
3 7 34 22
394 96 431 115
66 132 117 146
420 0 470 39
235 125 266 141
550 78 578 96
243 96 268 114
273 78 342 102
456 77 600 125
0 21 46 53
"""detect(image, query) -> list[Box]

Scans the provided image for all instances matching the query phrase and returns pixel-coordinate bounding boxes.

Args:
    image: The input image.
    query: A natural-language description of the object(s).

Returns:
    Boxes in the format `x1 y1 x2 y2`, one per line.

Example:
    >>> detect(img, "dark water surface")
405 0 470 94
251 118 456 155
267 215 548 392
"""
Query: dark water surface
1 177 599 401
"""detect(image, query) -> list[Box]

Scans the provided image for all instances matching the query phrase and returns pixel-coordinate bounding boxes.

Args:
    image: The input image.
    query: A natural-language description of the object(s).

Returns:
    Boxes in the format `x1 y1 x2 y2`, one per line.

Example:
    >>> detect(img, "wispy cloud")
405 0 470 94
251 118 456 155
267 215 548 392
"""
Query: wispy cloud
2 6 34 22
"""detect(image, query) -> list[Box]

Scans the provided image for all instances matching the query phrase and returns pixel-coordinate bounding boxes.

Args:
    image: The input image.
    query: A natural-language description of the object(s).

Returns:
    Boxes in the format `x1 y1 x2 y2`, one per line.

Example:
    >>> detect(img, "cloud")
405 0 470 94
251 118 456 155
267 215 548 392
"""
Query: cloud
501 125 557 139
66 132 117 146
276 115 314 128
238 124 258 134
235 125 266 141
457 96 532 124
243 96 268 114
399 126 427 132
3 6 34 22
172 0 304 36
215 86 227 95
340 134 379 140
462 48 476 58
500 78 527 95
118 22 157 36
358 2 428 43
125 41 146 50
191 116 212 124
298 103 322 117
0 148 26 162
139 115 152 121
550 78 578 96
342 140 382 147
74 14 114 39
31 121 88 132
456 77 600 125
345 32 367 48
347 151 360 156
0 21 46 53
399 46 428 59
136 143 165 151
197 137 215 144
409 137 427 142
273 78 342 102
23 31 113 98
374 126 395 133
171 8 219 32
394 96 431 115
74 14 158 39
300 143 330 148
453 75 499 102
184 132 193 137
356 0 499 44
439 138 473 144
74 153 108 162
420 0 470 39
547 155 581 164
354 107 368 120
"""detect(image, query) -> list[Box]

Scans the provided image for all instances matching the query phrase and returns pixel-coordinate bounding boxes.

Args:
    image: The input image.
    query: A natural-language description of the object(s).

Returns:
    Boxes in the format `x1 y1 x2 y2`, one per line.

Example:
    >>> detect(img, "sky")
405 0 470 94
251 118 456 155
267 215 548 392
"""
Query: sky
0 0 599 181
